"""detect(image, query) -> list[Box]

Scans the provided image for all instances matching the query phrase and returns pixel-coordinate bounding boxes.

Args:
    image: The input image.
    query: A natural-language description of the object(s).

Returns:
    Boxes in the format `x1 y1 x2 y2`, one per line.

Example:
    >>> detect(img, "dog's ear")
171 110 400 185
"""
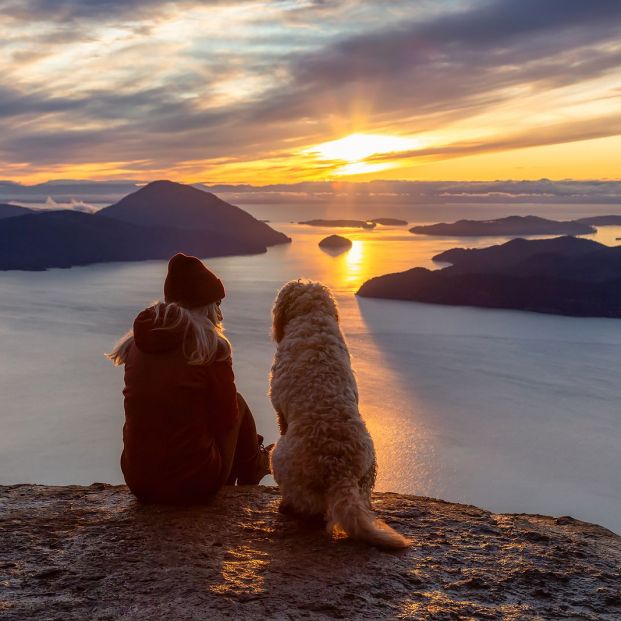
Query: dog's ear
332 296 339 324
272 281 296 342
272 300 286 343
320 283 339 323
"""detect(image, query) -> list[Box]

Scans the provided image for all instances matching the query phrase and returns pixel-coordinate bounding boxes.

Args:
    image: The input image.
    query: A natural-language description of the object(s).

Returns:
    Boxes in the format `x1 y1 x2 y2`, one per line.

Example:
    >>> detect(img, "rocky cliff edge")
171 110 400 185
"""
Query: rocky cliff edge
1 484 620 620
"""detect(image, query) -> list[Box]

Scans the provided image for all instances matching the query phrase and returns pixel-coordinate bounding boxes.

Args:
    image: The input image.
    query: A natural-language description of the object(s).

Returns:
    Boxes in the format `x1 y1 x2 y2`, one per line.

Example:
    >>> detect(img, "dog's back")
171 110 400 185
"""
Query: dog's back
270 280 410 549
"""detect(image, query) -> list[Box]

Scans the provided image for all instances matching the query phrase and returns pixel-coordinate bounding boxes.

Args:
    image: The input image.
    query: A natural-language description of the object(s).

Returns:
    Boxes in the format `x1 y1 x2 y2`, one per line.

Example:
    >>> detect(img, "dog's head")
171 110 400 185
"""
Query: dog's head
272 279 339 343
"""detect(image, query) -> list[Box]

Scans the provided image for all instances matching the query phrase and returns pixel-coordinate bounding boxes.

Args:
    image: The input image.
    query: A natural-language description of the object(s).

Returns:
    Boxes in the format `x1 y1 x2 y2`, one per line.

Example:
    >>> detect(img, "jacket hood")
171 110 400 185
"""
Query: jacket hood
133 304 188 355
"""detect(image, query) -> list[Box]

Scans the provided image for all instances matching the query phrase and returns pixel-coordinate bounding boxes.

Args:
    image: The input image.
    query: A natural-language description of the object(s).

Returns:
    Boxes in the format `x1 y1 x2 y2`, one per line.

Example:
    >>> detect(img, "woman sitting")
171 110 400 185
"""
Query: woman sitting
107 253 271 504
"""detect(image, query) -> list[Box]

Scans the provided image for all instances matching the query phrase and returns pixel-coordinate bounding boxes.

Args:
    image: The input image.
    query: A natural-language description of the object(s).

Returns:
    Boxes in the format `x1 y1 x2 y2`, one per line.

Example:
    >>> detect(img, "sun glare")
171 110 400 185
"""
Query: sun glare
303 133 422 176
308 133 420 162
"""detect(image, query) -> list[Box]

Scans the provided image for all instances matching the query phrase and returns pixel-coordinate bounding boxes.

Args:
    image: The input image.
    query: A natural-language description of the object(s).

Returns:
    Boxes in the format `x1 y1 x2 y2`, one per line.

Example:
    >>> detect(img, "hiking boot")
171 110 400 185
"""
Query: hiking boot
258 441 274 479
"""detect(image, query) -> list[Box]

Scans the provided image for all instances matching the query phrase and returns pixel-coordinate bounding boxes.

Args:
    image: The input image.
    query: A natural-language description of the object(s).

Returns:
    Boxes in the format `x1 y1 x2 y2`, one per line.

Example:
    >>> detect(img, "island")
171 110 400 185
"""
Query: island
0 180 291 271
2 484 620 620
299 219 376 229
576 215 621 226
318 234 352 250
97 180 289 247
357 236 621 318
369 217 408 225
409 215 596 236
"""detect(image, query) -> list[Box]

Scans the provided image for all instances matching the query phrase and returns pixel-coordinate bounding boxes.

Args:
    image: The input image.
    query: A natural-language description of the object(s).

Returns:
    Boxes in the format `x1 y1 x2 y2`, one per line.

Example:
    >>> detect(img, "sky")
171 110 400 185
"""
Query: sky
1 0 621 185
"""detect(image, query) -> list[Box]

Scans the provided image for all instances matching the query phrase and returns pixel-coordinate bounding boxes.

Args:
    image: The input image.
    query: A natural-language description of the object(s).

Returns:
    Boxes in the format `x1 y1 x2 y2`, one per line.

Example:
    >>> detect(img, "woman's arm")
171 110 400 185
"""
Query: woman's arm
211 359 240 435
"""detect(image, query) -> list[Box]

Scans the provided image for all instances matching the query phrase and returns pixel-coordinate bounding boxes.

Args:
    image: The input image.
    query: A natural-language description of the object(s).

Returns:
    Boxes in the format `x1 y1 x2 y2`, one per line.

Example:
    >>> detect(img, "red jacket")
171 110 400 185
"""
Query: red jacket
121 305 239 503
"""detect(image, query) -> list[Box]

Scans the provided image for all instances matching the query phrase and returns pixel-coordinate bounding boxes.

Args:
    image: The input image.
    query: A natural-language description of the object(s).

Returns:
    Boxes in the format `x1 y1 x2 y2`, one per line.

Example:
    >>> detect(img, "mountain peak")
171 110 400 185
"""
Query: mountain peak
96 179 290 247
134 180 210 196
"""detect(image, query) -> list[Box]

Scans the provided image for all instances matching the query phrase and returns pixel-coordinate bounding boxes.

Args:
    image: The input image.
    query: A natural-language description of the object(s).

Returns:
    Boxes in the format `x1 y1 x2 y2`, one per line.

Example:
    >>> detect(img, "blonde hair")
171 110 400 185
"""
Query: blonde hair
106 301 232 366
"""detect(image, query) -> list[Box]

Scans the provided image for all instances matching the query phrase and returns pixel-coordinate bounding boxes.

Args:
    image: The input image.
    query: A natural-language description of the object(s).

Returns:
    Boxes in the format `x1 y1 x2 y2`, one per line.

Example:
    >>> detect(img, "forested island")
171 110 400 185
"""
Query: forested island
299 219 376 228
300 217 408 228
318 234 352 250
0 181 290 271
358 236 621 318
409 215 595 237
575 215 621 226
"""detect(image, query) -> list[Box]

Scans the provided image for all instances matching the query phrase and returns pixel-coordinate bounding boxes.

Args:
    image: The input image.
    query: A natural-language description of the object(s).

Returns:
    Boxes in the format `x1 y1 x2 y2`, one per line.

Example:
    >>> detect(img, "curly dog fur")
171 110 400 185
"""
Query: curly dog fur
269 280 409 549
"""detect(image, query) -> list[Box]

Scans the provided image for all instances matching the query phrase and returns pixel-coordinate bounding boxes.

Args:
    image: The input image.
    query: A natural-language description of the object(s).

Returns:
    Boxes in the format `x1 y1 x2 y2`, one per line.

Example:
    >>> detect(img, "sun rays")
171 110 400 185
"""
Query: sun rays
301 133 424 177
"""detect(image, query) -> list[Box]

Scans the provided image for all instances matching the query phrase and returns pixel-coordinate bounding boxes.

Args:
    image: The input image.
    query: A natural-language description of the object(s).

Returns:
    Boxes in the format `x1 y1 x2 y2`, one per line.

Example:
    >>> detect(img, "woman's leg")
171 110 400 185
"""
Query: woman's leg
215 394 267 486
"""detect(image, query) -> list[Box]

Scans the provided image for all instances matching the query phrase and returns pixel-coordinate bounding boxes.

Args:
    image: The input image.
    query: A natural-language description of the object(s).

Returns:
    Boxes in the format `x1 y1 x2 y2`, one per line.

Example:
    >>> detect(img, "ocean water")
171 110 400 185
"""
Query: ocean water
1 218 620 534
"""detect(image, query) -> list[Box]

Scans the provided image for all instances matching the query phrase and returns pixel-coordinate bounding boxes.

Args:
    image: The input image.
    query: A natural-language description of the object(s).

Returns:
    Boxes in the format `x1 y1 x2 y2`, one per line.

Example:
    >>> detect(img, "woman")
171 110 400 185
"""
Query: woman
107 252 271 504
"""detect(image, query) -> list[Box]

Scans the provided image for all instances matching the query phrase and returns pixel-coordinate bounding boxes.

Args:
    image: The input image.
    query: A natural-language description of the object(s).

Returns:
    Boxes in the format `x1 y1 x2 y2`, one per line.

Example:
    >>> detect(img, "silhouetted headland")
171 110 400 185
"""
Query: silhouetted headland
410 215 595 236
358 236 621 318
0 180 290 271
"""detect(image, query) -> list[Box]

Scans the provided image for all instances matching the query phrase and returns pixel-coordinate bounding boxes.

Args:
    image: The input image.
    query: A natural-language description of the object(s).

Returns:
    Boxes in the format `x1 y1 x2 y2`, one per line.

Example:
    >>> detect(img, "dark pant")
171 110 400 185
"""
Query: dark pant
216 393 265 487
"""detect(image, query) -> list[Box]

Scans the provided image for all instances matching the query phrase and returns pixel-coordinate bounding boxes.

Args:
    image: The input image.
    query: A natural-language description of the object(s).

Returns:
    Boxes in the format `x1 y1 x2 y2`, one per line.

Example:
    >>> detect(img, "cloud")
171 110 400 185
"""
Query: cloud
284 0 621 116
3 178 621 206
43 195 98 212
207 179 621 205
1 0 203 22
0 0 620 180
365 113 621 164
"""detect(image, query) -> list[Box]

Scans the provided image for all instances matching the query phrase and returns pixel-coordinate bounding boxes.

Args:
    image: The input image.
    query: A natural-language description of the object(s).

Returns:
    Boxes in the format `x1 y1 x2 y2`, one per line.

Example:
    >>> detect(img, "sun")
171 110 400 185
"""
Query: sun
303 133 422 176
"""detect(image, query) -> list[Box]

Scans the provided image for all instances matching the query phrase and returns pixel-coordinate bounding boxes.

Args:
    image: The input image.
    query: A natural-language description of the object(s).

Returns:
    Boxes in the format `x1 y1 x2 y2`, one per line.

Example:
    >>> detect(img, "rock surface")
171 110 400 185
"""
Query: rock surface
1 484 620 620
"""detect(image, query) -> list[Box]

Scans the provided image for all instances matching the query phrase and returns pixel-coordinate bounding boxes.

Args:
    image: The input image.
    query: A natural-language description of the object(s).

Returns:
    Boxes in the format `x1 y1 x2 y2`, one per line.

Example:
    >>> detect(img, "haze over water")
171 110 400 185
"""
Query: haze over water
1 213 620 534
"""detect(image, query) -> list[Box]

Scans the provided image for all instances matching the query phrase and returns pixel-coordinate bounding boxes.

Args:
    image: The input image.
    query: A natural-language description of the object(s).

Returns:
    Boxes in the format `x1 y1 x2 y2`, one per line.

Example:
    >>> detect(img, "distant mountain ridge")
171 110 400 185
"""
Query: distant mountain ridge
0 180 290 271
358 236 621 318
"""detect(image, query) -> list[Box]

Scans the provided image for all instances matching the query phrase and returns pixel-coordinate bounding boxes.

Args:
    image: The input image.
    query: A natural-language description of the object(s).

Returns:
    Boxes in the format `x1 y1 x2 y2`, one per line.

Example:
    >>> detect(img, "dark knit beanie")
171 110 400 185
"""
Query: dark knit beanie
164 253 225 308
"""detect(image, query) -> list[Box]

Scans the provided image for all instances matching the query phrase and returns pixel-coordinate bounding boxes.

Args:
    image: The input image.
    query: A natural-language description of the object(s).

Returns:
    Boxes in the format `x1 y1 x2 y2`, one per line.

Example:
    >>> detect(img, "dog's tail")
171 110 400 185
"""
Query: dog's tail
325 480 410 550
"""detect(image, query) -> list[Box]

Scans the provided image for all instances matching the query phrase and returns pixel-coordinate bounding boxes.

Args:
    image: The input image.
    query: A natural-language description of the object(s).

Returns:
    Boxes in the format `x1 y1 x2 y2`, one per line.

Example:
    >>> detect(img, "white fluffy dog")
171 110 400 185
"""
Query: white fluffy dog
269 280 410 549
